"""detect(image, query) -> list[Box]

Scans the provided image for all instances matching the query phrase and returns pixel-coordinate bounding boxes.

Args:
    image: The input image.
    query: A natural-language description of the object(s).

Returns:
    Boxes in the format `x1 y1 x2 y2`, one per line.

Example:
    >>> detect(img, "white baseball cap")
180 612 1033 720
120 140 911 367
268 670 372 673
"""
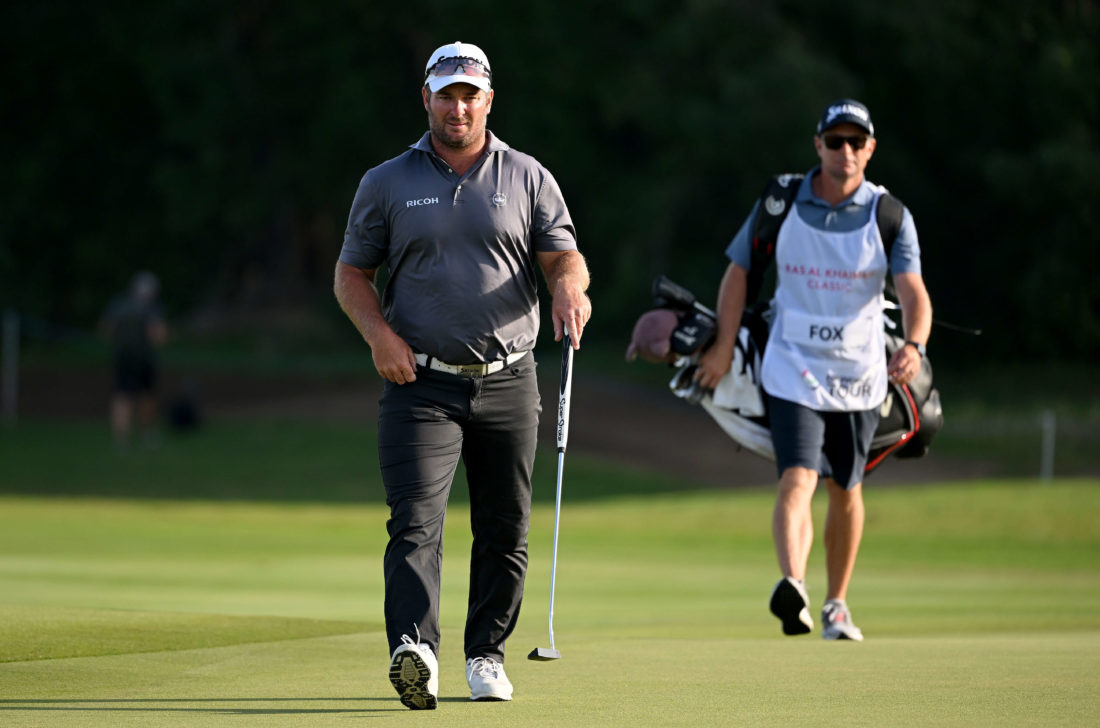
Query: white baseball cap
423 41 492 92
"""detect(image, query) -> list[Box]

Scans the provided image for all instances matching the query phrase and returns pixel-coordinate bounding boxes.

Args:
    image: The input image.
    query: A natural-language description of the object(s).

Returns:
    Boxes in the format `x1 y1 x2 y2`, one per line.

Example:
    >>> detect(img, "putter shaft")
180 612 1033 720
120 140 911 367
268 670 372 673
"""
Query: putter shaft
529 332 573 662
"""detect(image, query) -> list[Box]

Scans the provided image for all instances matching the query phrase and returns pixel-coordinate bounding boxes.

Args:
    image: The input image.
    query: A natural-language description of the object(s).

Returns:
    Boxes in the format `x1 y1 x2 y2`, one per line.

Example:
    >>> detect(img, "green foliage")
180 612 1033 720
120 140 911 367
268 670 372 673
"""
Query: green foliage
1 2 1097 360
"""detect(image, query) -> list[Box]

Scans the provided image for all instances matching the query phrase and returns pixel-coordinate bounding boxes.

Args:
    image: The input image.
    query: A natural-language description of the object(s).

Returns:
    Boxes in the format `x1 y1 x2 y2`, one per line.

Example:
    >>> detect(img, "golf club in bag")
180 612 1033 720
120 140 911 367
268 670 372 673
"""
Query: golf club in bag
630 276 944 475
529 330 573 661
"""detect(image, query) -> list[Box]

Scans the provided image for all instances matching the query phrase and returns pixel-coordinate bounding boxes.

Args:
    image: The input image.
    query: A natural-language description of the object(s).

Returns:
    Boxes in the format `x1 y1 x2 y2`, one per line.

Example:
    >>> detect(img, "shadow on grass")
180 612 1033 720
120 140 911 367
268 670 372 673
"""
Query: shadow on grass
1 696 491 715
0 697 408 715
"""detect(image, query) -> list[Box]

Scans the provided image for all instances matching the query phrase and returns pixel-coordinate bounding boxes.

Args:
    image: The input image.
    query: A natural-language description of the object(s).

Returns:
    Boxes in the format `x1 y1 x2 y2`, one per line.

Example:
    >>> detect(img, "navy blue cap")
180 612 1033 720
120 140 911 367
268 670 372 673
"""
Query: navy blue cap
816 99 874 136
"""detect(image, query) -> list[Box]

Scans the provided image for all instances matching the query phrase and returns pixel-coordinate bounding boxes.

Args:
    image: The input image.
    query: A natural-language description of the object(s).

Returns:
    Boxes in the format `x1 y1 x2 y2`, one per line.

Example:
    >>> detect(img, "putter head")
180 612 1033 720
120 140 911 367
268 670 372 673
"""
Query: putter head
528 647 561 661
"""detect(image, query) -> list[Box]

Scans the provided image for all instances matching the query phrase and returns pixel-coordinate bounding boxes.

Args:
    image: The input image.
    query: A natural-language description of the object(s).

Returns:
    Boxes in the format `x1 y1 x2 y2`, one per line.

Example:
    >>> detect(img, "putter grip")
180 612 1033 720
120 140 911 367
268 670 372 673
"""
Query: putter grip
557 332 573 452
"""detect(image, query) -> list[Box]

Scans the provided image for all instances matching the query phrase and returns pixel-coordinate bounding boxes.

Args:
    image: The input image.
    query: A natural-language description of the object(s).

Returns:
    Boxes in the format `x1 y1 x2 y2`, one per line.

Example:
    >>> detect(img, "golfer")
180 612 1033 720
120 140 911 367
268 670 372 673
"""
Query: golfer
693 99 932 641
334 41 591 709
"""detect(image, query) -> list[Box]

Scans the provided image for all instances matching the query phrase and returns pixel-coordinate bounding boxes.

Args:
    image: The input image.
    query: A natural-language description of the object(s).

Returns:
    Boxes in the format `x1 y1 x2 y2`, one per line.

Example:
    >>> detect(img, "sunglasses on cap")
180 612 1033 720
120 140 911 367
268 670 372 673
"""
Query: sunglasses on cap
425 56 492 83
821 133 870 151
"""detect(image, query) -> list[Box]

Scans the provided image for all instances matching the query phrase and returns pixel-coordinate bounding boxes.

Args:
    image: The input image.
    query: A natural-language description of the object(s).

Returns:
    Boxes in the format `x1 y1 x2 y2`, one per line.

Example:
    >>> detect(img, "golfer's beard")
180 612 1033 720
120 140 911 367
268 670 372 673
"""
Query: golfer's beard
429 114 482 150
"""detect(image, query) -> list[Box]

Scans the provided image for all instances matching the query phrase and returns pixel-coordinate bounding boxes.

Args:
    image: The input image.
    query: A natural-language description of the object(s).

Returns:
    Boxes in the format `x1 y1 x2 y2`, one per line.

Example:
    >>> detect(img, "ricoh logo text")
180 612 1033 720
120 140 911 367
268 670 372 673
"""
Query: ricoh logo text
406 198 439 208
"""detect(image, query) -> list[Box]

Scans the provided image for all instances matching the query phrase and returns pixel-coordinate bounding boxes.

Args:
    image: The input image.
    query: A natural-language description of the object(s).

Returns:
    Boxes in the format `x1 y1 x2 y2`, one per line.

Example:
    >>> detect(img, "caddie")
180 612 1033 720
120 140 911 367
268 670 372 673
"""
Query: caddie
693 98 932 641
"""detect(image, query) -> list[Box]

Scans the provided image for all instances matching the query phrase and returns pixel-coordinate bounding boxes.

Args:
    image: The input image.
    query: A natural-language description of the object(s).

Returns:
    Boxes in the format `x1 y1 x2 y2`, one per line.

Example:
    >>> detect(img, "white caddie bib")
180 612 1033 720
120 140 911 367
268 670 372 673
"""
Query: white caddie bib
780 309 878 351
760 191 889 411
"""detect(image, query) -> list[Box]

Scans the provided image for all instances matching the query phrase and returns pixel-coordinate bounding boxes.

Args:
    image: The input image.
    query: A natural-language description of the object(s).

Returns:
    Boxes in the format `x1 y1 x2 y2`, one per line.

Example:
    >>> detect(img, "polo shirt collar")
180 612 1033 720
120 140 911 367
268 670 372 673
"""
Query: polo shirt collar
410 130 510 154
798 166 876 209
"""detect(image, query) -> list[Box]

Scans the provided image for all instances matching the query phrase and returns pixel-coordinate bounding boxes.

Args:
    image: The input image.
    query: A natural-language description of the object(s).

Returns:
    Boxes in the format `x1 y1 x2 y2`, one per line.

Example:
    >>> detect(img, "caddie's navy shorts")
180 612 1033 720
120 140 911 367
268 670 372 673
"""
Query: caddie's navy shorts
767 394 879 489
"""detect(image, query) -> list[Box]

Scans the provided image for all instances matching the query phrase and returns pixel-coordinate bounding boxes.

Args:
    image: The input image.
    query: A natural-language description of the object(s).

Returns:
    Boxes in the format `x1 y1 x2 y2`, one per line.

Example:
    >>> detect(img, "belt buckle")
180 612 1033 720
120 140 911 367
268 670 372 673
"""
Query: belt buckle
455 363 486 377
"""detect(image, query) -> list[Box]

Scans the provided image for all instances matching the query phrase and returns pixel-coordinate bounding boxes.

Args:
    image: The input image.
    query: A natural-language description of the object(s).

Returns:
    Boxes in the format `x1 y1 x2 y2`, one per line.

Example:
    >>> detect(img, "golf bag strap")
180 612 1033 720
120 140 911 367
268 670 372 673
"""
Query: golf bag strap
747 174 803 304
876 192 904 299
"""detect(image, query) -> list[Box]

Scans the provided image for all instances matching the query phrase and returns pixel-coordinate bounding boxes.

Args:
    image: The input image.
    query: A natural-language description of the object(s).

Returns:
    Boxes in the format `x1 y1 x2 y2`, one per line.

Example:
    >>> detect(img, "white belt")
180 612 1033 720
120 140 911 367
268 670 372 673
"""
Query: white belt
414 350 528 377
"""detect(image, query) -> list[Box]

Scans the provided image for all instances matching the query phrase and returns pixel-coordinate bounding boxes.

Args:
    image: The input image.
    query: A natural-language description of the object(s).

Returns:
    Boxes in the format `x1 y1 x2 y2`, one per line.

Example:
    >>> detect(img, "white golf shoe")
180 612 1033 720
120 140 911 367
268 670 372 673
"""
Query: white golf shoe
388 634 438 710
821 599 864 641
769 576 814 635
466 656 513 701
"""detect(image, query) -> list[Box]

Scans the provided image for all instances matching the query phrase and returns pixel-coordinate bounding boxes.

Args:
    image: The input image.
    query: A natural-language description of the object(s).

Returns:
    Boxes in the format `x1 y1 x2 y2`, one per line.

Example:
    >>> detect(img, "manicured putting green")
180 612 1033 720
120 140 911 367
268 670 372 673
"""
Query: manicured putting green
0 605 373 662
1 465 1098 725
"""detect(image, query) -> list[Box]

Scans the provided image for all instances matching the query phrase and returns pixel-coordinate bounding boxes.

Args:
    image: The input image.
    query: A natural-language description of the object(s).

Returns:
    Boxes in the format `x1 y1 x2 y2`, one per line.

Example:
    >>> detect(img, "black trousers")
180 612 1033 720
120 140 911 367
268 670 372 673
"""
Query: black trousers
378 354 540 663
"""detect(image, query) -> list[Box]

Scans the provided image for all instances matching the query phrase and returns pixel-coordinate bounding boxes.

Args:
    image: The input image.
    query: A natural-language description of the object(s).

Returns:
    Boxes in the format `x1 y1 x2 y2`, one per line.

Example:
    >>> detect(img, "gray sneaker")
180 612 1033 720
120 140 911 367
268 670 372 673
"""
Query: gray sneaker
821 599 864 641
769 577 813 635
388 634 439 710
466 656 513 701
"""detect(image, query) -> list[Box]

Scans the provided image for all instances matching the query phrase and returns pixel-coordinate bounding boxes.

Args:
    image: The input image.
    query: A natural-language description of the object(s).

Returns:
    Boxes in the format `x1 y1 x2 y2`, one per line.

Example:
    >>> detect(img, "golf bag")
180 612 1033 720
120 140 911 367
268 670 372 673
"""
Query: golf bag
632 276 943 476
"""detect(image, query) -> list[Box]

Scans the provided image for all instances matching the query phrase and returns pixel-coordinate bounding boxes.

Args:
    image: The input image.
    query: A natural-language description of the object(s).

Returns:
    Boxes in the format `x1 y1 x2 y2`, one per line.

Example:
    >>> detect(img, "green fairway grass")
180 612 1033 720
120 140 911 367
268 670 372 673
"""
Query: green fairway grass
0 420 692 502
2 474 1098 726
0 605 372 662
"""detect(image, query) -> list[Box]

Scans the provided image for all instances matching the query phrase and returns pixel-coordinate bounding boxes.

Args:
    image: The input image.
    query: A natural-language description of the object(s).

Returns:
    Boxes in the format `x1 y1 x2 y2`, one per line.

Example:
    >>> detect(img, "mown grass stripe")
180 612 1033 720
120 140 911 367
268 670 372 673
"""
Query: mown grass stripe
0 605 377 663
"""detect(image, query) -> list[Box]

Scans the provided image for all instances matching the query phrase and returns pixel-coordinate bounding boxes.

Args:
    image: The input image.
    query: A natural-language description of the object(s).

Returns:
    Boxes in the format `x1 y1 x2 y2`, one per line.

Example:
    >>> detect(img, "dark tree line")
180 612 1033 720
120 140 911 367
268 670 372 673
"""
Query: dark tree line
2 1 1097 367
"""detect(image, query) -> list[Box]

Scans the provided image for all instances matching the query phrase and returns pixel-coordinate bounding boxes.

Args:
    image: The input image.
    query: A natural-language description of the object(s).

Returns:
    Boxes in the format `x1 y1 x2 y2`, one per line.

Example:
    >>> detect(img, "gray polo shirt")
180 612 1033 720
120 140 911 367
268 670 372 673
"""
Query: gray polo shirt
725 168 922 275
340 131 577 363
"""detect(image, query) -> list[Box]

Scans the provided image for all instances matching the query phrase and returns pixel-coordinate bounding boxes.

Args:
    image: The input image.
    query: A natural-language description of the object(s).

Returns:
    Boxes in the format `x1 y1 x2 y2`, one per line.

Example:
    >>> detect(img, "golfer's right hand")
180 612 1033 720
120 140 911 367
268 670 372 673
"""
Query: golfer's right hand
371 330 418 385
693 343 733 390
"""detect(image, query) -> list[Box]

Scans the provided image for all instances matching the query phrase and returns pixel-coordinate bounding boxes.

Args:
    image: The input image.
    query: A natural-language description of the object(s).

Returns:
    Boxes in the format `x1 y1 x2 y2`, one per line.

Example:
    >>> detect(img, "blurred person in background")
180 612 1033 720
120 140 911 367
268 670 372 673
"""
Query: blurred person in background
99 270 168 448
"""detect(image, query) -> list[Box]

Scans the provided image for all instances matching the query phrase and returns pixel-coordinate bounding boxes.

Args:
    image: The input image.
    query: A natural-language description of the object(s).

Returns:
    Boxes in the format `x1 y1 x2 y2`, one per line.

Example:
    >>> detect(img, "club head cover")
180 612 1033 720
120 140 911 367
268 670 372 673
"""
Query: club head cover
626 308 682 364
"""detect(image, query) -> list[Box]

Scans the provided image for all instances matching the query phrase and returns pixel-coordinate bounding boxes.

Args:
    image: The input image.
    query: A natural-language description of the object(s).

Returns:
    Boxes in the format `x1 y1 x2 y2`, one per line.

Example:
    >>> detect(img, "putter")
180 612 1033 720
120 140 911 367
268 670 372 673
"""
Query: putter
529 330 574 662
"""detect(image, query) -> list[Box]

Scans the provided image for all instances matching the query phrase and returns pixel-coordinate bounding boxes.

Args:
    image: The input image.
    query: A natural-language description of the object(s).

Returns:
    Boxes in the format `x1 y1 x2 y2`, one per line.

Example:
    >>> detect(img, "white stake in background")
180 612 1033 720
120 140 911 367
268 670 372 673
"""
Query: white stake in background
1039 409 1056 483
